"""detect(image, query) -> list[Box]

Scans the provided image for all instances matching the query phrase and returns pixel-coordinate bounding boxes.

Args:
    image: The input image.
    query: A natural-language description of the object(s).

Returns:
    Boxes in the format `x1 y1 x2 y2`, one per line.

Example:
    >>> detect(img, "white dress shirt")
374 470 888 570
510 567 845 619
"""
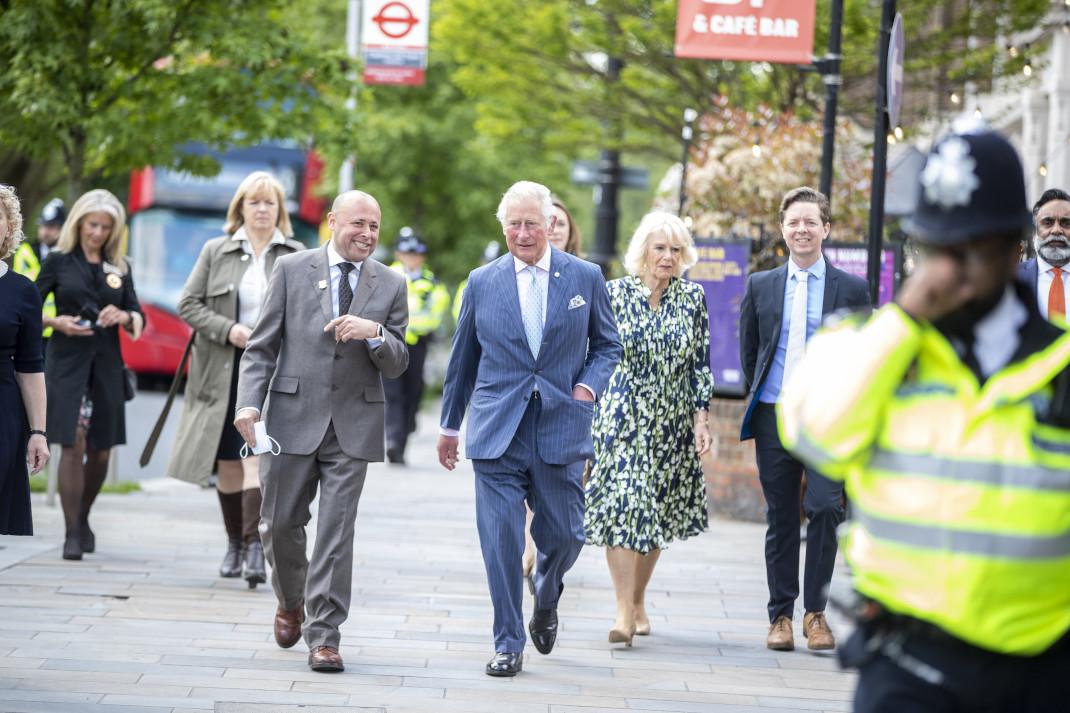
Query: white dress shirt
1035 255 1069 320
973 286 1027 377
234 227 286 328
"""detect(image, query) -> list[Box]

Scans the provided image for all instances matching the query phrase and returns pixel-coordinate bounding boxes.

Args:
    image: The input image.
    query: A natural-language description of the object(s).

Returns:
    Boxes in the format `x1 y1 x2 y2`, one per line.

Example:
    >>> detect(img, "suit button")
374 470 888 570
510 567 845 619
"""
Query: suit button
331 385 338 392
523 395 529 401
334 353 341 360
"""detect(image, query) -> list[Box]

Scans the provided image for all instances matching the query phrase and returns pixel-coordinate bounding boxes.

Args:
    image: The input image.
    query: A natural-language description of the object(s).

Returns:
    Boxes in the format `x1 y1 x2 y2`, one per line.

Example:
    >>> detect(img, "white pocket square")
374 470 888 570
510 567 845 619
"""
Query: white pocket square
568 295 586 310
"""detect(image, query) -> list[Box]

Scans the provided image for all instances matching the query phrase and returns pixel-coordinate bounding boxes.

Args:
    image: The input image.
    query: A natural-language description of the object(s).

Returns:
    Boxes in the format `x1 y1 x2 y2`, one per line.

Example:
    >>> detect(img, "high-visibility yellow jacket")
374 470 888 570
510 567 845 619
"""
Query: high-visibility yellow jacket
12 242 54 338
778 302 1070 656
452 278 467 324
390 262 450 346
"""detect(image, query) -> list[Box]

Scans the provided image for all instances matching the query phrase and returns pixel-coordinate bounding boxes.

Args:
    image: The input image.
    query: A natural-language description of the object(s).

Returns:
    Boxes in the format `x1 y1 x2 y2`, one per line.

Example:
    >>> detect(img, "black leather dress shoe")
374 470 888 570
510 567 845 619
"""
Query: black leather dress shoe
528 608 558 655
485 651 522 677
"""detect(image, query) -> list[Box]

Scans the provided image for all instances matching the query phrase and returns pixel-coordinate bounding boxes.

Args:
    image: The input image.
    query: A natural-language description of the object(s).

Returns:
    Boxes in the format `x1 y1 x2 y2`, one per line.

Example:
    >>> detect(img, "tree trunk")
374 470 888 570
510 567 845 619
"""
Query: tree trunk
66 129 88 203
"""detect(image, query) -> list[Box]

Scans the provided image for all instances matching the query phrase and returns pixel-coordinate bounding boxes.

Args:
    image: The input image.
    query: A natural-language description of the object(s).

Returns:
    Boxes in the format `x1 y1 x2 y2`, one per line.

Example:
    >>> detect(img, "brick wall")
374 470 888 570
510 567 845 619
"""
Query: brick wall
702 397 765 523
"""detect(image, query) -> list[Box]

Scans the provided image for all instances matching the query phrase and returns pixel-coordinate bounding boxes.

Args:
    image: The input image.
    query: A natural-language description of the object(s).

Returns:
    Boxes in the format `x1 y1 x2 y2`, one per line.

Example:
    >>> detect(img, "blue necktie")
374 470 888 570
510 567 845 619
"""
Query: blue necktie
522 266 543 359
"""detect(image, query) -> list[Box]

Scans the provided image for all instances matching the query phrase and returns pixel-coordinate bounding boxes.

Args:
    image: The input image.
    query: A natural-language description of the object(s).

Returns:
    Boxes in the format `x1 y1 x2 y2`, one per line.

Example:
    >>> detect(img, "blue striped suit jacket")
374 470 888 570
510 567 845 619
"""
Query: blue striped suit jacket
441 249 621 465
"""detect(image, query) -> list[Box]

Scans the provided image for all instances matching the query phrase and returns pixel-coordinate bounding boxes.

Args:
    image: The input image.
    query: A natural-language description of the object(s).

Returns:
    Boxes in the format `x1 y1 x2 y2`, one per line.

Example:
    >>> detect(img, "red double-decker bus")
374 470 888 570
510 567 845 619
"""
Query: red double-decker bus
120 143 327 380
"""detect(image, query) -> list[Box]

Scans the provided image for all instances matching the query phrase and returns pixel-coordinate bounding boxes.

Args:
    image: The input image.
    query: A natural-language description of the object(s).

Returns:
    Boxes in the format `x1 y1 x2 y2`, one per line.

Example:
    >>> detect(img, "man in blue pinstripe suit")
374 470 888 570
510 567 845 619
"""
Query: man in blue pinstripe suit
438 181 621 677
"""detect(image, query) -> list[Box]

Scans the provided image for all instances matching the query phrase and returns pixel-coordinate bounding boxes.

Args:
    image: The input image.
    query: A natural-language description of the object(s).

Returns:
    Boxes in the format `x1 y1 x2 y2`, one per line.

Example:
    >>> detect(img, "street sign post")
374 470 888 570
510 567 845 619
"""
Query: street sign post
887 13 905 129
361 0 429 86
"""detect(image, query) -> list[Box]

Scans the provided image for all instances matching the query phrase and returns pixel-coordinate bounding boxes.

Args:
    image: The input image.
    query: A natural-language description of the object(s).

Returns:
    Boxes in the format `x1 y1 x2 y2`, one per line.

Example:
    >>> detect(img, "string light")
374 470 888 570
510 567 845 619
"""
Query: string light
751 144 762 158
894 126 904 140
1039 164 1048 177
1023 58 1033 77
887 133 897 145
974 108 983 119
950 92 961 105
1008 45 1019 58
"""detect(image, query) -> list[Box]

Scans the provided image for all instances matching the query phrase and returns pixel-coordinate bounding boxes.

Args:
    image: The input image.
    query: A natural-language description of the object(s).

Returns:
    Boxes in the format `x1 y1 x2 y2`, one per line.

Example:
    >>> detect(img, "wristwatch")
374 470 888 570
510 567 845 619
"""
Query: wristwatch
29 429 47 439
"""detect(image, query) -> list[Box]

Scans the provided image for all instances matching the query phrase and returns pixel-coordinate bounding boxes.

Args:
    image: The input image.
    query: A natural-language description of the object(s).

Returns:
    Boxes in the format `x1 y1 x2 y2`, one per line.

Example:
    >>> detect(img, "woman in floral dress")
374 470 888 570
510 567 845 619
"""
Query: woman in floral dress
584 211 715 646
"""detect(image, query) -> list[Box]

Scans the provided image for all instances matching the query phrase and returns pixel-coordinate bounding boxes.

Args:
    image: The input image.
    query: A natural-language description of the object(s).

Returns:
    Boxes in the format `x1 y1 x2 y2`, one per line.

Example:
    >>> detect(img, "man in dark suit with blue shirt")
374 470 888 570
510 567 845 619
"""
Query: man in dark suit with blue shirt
438 180 621 677
739 187 870 653
1018 188 1070 321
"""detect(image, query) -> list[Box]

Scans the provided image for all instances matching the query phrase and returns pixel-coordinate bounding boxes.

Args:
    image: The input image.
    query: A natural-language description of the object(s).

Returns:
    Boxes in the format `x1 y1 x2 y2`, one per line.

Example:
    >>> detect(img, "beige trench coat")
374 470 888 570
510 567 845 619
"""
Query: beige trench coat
166 234 304 485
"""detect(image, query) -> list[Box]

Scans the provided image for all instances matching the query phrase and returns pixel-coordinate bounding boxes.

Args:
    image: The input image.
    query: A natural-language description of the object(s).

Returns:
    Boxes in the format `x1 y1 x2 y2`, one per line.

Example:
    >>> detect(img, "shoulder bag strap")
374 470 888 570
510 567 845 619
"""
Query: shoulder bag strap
139 333 196 467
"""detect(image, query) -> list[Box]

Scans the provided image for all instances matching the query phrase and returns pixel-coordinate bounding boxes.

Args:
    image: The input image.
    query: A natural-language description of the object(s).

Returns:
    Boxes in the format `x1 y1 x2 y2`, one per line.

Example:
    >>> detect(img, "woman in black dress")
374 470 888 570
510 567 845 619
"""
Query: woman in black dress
1 185 49 535
36 189 144 560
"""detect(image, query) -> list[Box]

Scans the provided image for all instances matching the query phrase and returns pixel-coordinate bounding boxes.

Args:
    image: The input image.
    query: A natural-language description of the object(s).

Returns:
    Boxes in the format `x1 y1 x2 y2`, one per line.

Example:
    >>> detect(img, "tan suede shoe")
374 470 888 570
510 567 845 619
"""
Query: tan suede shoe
803 611 835 650
766 615 794 651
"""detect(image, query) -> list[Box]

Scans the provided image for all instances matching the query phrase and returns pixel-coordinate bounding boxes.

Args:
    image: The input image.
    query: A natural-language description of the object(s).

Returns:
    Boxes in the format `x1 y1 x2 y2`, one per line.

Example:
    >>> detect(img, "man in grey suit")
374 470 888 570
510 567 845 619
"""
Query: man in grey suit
438 181 621 677
235 190 408 673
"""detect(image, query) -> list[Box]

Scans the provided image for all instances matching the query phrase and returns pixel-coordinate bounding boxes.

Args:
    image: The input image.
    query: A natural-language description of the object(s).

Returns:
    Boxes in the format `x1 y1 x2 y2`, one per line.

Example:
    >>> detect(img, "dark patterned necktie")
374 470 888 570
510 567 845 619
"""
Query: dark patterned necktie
337 262 355 315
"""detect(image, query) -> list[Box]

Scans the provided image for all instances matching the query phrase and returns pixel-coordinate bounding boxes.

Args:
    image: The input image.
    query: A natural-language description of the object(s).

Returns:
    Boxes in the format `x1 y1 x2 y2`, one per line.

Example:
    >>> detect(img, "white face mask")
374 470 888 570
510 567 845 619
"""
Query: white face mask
240 420 281 458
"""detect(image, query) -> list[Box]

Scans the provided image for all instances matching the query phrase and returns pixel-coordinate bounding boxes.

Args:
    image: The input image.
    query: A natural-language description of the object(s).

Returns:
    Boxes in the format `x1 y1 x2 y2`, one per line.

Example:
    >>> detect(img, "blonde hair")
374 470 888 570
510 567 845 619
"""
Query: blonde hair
223 171 293 237
0 184 25 260
57 189 127 270
623 211 698 278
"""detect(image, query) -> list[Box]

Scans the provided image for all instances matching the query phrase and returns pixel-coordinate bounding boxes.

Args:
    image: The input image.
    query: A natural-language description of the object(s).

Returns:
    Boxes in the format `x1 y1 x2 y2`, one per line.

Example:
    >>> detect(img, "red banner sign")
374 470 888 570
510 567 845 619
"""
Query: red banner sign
674 0 817 65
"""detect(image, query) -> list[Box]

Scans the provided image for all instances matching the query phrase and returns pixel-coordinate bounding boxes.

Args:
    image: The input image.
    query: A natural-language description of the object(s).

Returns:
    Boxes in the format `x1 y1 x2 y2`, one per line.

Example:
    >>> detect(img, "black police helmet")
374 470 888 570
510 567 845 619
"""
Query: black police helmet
395 226 427 254
904 124 1033 245
39 198 66 227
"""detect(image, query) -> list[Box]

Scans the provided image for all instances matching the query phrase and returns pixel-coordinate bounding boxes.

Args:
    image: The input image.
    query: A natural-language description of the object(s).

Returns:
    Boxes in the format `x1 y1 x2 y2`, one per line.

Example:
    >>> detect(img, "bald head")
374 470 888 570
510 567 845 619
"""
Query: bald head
332 190 380 214
329 190 382 263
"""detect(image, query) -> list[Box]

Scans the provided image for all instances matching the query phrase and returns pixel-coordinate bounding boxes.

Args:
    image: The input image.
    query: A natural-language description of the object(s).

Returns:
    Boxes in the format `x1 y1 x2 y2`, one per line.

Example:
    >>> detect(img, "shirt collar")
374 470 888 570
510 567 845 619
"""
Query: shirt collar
788 256 825 280
327 240 362 270
974 286 1027 372
231 226 286 247
1036 254 1064 275
513 247 552 274
0 260 7 278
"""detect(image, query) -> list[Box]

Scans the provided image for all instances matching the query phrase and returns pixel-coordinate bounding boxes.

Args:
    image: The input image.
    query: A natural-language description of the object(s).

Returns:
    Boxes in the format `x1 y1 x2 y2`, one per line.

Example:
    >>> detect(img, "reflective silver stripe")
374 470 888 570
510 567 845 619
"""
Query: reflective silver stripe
857 510 1070 560
792 431 834 468
869 450 1070 492
1032 434 1070 456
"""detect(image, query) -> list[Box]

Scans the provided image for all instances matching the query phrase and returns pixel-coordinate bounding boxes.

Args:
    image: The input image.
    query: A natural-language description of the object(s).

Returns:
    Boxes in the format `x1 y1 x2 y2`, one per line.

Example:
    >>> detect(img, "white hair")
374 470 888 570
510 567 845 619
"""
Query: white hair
623 211 699 277
495 181 554 226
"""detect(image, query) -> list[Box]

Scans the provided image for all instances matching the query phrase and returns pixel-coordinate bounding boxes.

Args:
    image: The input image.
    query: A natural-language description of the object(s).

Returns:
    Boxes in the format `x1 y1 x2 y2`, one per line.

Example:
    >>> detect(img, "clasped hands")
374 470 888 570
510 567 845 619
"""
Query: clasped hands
437 386 595 471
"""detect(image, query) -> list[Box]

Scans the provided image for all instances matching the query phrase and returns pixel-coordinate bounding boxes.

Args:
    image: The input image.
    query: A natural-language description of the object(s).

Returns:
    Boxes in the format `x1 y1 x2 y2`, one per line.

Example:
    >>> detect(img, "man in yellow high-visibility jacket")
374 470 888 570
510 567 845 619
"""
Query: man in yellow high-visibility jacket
13 198 64 343
778 126 1070 711
384 228 450 464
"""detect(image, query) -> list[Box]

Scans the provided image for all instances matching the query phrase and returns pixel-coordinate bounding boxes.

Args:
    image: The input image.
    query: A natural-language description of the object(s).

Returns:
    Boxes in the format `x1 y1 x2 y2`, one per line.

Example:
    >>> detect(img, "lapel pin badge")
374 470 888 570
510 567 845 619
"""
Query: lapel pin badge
241 254 250 262
318 279 328 290
554 271 560 278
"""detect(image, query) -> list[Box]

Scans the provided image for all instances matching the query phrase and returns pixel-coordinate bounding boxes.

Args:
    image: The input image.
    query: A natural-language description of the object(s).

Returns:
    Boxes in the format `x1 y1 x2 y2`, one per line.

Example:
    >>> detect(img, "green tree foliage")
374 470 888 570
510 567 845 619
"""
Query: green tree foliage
0 0 346 201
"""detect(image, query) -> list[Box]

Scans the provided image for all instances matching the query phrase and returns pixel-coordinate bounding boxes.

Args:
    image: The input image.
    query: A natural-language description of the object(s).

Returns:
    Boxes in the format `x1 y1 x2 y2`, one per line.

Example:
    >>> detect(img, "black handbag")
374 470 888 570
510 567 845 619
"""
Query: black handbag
122 366 137 402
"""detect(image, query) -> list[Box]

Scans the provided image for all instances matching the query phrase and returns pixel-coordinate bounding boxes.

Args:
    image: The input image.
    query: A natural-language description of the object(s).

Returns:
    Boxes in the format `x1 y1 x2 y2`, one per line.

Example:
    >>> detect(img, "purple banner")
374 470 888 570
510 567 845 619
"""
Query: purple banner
689 239 750 397
823 244 898 305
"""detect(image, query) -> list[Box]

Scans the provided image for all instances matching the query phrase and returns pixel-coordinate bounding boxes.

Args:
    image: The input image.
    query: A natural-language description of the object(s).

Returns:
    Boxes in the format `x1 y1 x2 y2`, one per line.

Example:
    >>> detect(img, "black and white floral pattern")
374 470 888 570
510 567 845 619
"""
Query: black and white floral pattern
584 276 715 554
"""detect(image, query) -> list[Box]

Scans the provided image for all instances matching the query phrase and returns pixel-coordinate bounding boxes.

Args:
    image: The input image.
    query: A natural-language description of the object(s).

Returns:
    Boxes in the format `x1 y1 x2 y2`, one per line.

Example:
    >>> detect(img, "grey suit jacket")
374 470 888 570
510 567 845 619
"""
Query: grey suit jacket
237 244 409 461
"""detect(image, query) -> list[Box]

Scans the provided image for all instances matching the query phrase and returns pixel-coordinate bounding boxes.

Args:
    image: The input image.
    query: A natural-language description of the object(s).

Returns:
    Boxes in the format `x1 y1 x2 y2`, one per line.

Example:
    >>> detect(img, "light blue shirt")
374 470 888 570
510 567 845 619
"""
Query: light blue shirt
759 258 825 403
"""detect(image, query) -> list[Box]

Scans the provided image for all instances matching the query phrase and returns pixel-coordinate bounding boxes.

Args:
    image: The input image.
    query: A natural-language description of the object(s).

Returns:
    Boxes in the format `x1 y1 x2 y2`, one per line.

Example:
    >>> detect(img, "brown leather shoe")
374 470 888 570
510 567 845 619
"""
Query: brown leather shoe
766 615 794 651
308 645 344 673
273 601 304 649
803 611 835 650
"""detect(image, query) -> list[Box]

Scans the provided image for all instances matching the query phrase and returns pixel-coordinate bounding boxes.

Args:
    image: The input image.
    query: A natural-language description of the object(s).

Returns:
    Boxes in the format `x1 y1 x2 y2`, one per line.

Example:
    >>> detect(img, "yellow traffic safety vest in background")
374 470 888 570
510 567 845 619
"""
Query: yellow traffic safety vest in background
777 303 1070 656
452 278 467 324
390 262 450 346
13 242 54 338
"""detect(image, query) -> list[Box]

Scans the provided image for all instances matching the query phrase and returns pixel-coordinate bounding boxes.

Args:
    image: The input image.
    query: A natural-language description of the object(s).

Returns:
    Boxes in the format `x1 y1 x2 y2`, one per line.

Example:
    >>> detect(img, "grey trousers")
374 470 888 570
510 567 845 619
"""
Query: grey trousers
259 422 368 649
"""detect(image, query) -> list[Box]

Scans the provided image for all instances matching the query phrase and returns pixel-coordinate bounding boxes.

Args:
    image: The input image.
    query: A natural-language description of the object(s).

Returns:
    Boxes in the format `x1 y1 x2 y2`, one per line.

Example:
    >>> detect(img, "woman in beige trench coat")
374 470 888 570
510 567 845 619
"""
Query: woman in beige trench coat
167 172 303 588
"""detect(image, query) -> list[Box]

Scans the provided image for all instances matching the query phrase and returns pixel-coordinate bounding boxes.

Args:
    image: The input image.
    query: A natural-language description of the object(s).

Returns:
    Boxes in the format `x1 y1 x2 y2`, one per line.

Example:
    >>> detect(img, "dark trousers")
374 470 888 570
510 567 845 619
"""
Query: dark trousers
384 337 429 456
852 627 1070 713
752 402 844 622
472 397 586 653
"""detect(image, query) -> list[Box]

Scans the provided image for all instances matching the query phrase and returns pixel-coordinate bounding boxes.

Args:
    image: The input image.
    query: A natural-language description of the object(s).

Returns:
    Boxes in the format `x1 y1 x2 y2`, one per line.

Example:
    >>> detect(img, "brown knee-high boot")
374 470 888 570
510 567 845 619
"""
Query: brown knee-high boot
241 487 266 588
218 490 243 578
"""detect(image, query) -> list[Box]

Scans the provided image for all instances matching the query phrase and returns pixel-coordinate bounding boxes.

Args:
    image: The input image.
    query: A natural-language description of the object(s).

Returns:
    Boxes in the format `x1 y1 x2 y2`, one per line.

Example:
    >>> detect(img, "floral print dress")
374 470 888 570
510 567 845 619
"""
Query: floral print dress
584 276 715 554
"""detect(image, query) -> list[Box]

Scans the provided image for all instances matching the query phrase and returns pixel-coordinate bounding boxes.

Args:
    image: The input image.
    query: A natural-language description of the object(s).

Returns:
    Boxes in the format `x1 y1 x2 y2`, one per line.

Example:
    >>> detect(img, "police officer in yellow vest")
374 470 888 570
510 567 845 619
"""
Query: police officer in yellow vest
778 125 1070 711
13 198 64 342
385 228 450 464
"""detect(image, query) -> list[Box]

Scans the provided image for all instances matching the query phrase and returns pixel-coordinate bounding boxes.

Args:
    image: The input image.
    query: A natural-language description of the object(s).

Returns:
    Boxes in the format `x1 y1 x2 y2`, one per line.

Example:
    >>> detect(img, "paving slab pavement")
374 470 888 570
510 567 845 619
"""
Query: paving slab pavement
0 412 857 712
